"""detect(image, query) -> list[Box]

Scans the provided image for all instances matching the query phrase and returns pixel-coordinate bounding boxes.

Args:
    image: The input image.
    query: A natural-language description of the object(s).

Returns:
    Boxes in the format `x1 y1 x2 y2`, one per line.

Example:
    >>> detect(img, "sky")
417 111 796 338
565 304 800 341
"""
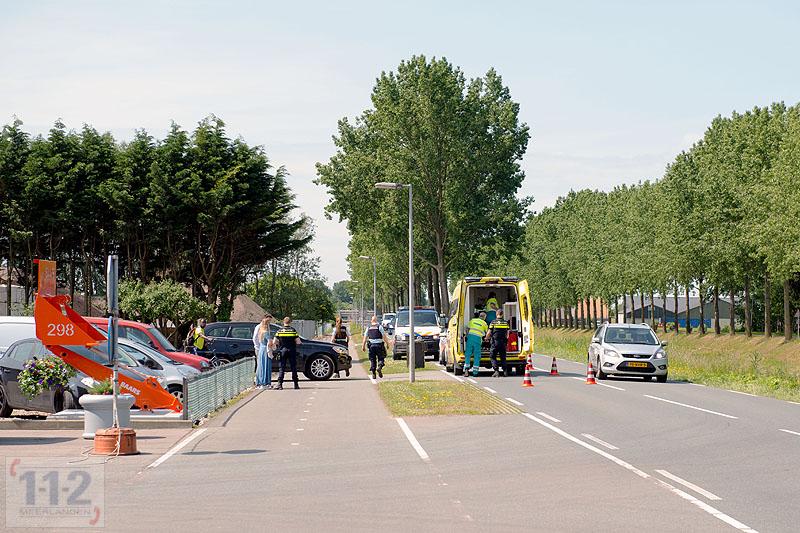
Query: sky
2 1 799 284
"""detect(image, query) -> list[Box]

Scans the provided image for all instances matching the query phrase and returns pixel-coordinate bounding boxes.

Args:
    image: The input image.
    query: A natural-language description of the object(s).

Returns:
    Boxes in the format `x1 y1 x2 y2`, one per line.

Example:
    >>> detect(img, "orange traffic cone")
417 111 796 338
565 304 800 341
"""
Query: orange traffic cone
550 357 559 376
585 361 597 385
522 364 534 387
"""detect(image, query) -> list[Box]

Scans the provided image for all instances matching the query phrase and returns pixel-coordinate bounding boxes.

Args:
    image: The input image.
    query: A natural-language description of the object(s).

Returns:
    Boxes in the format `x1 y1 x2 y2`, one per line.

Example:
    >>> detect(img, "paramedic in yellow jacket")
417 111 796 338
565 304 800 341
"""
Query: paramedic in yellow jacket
464 312 488 377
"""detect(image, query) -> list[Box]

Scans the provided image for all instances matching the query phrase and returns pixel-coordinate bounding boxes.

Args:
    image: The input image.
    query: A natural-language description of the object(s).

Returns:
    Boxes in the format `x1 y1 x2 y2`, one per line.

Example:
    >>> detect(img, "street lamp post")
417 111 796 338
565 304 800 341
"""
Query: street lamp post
375 181 415 383
359 255 377 319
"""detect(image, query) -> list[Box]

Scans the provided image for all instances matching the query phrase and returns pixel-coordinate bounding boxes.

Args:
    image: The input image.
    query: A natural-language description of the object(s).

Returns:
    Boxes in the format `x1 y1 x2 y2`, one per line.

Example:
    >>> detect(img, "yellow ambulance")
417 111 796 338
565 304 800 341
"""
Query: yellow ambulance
445 276 534 376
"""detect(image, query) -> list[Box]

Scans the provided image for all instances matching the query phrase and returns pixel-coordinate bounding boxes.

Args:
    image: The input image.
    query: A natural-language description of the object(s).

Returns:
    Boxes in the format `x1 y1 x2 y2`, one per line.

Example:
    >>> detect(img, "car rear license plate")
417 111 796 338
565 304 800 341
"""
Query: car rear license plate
628 362 648 368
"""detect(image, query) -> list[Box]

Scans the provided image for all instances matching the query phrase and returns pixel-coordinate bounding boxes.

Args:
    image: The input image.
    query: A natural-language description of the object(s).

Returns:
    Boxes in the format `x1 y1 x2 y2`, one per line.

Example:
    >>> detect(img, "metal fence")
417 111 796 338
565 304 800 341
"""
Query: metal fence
183 357 255 422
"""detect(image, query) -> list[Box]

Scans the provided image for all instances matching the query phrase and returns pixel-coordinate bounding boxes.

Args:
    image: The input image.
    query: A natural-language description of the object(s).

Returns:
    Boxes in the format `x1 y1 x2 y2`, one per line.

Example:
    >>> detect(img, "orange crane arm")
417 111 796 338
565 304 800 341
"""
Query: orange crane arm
34 294 182 412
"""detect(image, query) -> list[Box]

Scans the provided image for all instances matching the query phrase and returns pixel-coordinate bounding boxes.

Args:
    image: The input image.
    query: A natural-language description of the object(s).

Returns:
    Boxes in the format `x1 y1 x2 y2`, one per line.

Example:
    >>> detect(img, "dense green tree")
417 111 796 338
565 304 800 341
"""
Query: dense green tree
317 56 531 314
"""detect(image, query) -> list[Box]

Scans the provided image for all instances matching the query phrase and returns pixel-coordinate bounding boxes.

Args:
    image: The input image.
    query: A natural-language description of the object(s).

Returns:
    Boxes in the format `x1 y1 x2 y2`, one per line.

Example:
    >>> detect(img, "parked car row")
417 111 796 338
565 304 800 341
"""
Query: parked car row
201 321 352 381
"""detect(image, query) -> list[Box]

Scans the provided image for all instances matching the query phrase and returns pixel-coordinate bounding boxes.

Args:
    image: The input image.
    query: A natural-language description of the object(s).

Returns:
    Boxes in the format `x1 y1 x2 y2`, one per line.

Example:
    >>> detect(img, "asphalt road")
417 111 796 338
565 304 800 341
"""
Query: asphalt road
70 349 798 532
425 352 800 533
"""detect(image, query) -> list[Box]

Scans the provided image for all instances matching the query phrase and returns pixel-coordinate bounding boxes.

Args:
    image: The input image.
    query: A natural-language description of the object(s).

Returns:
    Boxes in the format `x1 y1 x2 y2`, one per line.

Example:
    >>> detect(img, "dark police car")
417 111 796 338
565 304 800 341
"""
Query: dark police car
201 321 352 380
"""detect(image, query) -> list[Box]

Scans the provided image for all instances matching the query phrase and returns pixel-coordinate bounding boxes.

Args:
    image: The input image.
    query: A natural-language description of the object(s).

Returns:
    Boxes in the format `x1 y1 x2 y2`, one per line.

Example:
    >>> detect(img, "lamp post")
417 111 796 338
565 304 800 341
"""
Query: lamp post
359 255 377 319
375 181 415 383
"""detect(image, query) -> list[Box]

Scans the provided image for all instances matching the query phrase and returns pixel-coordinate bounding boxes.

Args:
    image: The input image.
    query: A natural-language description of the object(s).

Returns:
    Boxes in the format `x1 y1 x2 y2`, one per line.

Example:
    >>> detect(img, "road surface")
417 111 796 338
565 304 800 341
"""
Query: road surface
75 350 798 532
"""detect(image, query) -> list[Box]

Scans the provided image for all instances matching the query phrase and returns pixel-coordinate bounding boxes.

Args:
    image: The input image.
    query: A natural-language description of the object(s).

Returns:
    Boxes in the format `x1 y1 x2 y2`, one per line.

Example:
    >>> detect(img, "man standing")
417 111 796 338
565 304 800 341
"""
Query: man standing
362 316 388 379
484 292 500 324
272 316 302 390
486 310 510 378
464 311 488 377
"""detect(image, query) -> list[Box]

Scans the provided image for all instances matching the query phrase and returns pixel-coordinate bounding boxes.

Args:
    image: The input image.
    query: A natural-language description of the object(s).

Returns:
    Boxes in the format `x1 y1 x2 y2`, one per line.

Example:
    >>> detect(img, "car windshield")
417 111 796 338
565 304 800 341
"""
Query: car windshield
604 327 659 346
148 327 177 351
396 310 439 327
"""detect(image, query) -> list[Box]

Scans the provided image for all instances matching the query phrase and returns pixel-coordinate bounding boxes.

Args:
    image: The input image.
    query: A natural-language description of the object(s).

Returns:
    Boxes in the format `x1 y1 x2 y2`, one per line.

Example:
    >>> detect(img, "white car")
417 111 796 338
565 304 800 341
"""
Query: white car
588 323 668 382
392 307 442 360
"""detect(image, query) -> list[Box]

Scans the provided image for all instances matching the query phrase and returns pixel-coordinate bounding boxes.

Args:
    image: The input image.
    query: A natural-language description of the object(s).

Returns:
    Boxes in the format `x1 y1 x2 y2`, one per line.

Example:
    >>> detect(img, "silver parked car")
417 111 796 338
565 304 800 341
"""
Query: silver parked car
588 323 668 382
116 338 199 402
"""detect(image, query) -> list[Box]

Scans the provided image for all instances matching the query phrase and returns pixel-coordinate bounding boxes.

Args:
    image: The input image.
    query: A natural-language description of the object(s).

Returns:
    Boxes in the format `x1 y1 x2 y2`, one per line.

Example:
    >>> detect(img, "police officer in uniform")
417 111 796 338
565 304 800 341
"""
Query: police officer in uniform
486 309 510 377
362 316 388 379
272 316 302 390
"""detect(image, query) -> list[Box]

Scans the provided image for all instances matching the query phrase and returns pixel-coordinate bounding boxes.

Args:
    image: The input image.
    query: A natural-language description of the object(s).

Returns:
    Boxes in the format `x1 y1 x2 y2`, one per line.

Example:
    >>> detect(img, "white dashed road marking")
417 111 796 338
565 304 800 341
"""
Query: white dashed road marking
483 386 497 394
727 389 757 397
655 470 721 501
581 433 619 450
644 395 738 419
466 378 478 384
535 411 561 423
521 413 757 532
778 428 800 437
505 397 524 406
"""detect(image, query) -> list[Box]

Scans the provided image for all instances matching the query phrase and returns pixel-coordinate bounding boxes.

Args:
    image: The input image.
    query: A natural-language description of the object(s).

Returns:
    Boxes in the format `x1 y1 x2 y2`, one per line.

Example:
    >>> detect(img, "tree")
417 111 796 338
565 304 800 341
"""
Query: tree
317 56 531 314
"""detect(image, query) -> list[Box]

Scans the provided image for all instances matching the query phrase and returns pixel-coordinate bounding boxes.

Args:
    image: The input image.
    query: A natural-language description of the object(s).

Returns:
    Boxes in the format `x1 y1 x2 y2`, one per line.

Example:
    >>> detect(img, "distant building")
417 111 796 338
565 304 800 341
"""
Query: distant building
616 295 735 329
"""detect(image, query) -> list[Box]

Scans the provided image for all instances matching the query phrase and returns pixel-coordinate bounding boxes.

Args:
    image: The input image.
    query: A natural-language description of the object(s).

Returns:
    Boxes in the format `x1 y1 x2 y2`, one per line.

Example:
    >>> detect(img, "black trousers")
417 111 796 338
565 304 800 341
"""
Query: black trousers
278 348 299 383
490 343 507 372
368 344 386 372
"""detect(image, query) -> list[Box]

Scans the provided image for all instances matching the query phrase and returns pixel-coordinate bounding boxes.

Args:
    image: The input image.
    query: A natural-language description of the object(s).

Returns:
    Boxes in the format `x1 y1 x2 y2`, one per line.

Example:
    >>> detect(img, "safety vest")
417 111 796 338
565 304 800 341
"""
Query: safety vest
485 297 499 311
366 325 384 346
468 317 488 337
193 326 205 350
275 326 299 350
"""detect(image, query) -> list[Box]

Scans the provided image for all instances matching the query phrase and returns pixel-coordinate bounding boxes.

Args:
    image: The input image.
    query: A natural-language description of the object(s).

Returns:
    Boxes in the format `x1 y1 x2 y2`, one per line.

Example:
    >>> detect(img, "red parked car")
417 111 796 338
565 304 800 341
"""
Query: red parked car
84 317 210 371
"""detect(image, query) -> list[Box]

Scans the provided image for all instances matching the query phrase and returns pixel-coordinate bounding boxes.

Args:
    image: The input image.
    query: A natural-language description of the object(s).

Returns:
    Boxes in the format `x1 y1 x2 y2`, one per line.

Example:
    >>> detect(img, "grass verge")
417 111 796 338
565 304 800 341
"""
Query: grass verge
378 380 520 416
535 327 800 402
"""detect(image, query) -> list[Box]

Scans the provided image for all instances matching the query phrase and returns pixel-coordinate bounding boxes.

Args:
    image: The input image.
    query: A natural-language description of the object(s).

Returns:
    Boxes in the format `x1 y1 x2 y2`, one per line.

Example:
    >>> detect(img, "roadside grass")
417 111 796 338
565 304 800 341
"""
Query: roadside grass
353 335 438 374
378 380 520 416
535 327 800 402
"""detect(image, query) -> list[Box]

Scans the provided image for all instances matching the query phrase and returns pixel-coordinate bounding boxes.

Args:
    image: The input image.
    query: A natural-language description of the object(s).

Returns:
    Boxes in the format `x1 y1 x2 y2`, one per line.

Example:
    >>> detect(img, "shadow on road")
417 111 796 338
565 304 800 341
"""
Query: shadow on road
0 437 76 445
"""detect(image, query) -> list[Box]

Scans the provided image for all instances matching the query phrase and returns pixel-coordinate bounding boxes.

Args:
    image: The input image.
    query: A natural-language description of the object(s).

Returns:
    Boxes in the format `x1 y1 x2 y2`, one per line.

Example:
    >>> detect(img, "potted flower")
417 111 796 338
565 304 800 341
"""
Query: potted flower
18 356 76 403
79 378 135 439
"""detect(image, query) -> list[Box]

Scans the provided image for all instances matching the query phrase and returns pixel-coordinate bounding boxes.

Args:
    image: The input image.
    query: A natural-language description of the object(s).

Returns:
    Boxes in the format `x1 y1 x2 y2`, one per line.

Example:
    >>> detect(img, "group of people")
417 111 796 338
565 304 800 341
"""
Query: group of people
331 315 387 380
251 314 303 390
464 306 510 378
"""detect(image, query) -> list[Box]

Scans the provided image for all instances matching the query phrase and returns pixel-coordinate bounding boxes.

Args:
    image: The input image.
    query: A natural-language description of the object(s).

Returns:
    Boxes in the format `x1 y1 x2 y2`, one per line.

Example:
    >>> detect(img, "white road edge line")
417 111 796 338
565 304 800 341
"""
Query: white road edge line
653 479 756 532
778 428 800 437
656 469 722 501
533 366 548 372
581 433 619 450
147 428 208 469
395 417 430 462
505 397 524 406
440 369 464 383
483 386 497 394
535 411 561 423
466 378 478 384
727 389 758 397
788 401 800 406
521 413 757 533
643 394 738 419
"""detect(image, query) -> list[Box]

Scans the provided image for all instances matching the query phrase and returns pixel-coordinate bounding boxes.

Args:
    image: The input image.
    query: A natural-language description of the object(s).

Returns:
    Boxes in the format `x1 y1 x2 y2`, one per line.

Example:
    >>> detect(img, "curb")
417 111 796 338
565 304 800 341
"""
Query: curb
0 419 193 430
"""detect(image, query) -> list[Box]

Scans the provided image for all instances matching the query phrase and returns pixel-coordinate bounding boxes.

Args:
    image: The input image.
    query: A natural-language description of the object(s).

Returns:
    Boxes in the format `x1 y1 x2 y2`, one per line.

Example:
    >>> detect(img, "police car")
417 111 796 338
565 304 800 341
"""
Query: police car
391 306 443 360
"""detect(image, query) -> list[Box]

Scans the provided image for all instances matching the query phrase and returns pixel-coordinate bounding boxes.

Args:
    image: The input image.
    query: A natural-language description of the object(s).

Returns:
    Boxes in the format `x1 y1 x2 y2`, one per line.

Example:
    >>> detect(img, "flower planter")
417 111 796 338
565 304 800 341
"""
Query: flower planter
78 394 135 439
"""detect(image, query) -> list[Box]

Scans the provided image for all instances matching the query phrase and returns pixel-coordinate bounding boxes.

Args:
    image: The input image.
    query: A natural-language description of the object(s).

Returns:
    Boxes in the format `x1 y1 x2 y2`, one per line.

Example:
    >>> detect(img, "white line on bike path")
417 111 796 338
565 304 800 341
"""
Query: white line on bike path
147 428 208 469
440 369 464 382
643 395 738 419
395 417 430 462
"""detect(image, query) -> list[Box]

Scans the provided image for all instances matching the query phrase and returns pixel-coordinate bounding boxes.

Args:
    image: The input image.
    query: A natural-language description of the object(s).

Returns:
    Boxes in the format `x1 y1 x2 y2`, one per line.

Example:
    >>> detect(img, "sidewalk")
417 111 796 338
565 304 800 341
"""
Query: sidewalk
100 344 470 531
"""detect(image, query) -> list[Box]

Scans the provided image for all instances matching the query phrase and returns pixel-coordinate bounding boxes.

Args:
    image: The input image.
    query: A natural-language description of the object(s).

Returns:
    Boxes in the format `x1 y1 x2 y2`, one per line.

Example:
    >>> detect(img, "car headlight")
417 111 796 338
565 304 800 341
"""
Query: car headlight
432 334 439 340
604 348 620 358
396 334 407 341
654 349 666 359
332 345 347 355
200 361 210 369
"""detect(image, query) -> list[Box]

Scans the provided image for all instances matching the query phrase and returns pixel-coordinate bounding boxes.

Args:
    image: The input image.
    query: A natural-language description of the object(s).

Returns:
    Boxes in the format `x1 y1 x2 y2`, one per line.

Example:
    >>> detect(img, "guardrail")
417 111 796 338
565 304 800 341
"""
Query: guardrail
182 357 255 422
